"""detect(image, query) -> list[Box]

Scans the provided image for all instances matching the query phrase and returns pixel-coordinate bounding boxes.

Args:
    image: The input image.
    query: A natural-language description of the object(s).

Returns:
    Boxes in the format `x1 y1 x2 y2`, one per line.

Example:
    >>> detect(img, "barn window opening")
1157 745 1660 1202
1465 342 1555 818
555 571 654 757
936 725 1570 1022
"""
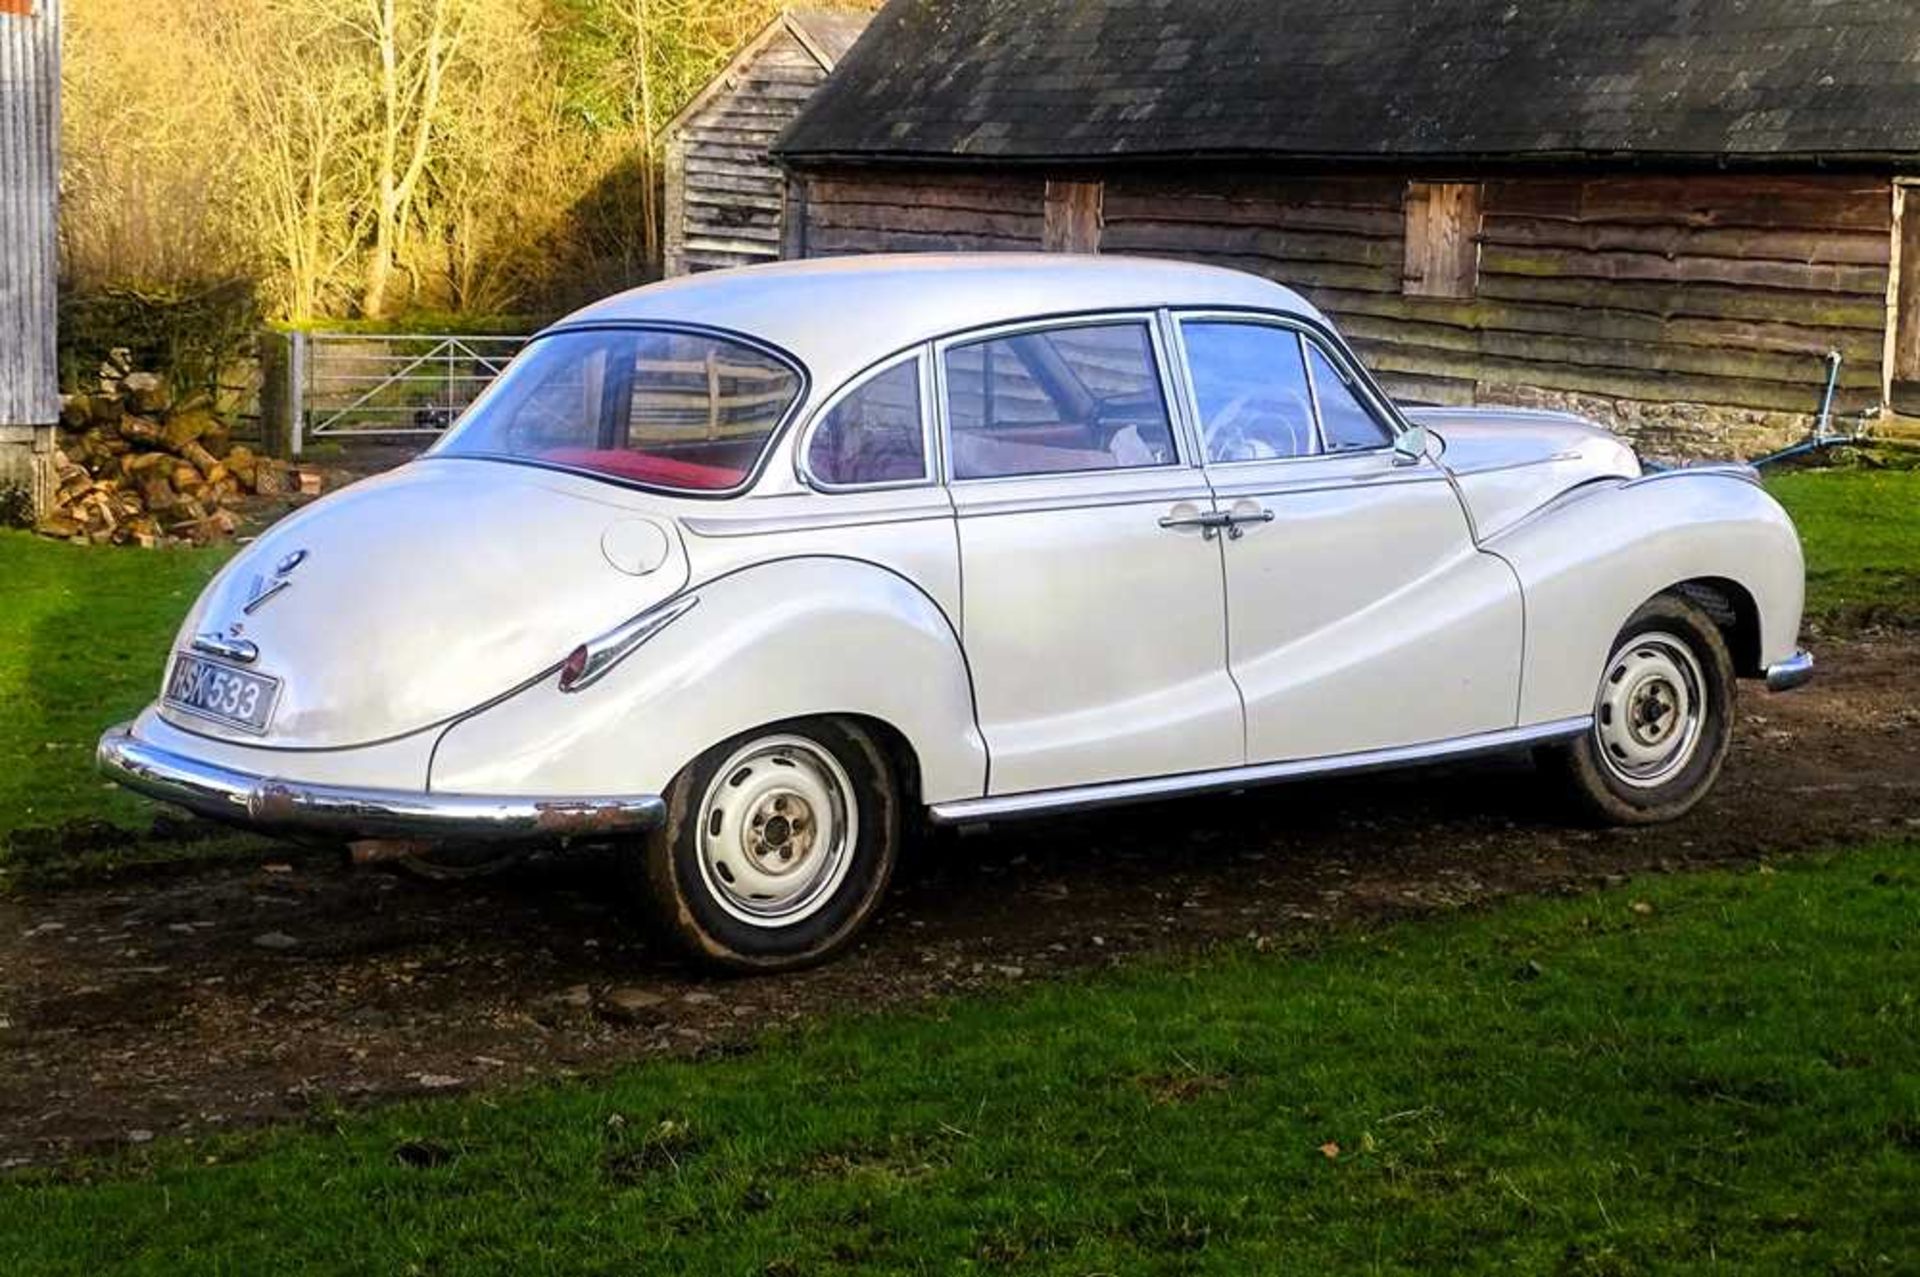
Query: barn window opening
1043 180 1105 254
1891 181 1920 415
1403 181 1483 299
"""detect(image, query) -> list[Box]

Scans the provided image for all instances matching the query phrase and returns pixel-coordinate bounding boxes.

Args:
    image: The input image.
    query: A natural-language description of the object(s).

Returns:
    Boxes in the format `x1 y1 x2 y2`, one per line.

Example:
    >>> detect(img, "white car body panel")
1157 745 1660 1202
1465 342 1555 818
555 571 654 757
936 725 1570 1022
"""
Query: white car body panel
1482 470 1806 724
1210 453 1525 759
96 255 1810 846
429 556 987 803
1409 407 1642 538
948 467 1244 795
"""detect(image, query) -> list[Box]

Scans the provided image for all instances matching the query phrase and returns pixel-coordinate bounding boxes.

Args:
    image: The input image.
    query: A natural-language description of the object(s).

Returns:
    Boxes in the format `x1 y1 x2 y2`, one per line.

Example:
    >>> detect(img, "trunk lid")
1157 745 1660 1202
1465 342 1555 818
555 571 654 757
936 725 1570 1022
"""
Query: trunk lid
160 459 690 749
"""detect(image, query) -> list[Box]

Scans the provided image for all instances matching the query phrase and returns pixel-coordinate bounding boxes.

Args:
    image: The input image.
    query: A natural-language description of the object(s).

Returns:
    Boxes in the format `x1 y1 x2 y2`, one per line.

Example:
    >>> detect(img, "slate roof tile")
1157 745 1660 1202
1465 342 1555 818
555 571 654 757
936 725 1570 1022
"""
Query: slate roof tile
779 0 1920 163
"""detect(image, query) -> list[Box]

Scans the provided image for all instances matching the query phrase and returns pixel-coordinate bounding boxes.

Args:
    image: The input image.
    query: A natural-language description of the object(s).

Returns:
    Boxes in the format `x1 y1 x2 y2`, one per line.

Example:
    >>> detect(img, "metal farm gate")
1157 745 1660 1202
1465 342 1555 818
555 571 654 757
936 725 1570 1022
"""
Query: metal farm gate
292 332 530 456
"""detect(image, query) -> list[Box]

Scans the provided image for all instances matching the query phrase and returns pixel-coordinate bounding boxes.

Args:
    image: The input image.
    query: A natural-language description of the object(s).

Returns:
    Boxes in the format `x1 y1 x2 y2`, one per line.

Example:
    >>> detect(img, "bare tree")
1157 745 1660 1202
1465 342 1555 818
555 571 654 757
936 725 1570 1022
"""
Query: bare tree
62 0 877 322
349 0 470 317
209 1 368 322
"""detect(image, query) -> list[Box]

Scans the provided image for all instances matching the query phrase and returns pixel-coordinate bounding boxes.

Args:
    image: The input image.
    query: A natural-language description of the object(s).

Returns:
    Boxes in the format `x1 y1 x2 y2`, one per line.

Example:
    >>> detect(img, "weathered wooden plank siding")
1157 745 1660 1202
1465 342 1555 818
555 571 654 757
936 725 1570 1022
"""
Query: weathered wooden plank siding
1099 172 1891 416
668 34 830 275
0 0 58 427
799 171 1047 256
785 164 1895 447
0 0 59 513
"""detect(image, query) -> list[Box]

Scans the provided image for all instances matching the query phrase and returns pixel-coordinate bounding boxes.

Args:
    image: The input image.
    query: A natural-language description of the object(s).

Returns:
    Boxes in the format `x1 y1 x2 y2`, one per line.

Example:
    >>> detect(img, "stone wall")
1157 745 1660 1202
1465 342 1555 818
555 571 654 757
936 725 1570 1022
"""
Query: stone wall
1469 382 1893 462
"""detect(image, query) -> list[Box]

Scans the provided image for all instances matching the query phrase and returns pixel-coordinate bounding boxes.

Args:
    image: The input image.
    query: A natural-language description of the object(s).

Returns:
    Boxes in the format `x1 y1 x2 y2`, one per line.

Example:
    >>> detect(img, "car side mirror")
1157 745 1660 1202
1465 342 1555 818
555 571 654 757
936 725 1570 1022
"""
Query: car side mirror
1392 423 1430 468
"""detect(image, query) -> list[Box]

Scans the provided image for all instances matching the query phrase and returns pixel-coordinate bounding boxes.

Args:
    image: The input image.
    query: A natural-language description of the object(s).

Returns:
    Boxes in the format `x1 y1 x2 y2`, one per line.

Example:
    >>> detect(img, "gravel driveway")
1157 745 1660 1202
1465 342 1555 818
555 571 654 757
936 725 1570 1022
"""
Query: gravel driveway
3 633 1917 1167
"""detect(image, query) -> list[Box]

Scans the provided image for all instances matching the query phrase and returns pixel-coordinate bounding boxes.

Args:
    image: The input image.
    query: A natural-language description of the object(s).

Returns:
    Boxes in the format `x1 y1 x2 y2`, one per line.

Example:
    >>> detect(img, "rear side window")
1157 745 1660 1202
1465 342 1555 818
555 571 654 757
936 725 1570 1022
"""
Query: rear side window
1182 322 1318 462
1308 344 1395 453
944 322 1178 480
437 329 802 492
806 358 928 487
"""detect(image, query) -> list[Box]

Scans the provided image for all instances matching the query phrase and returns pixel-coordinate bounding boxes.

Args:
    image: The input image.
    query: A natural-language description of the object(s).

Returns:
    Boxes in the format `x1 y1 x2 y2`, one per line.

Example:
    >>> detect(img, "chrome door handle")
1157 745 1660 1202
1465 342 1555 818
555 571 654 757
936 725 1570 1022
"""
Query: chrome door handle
1221 508 1275 540
1158 510 1233 540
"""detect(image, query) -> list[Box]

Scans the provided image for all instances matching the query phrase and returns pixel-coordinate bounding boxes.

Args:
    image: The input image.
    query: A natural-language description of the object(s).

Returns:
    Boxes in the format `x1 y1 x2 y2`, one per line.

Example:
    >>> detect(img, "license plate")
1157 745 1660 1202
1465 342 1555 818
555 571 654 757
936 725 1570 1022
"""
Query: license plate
164 653 282 735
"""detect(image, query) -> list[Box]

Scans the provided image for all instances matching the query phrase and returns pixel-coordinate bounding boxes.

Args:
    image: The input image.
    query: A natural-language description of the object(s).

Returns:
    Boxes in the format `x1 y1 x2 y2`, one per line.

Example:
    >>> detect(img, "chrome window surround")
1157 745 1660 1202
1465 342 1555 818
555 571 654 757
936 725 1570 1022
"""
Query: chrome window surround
1164 309 1405 473
794 345 941 493
429 320 812 502
1170 319 1324 462
932 311 1197 488
1304 340 1399 455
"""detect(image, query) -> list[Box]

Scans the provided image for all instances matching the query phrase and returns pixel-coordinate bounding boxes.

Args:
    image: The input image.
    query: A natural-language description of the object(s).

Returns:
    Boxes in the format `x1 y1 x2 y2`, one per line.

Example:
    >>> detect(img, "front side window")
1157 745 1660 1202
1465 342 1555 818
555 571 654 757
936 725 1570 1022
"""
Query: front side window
1308 344 1395 453
806 358 927 487
436 328 802 493
944 321 1178 480
1182 322 1319 463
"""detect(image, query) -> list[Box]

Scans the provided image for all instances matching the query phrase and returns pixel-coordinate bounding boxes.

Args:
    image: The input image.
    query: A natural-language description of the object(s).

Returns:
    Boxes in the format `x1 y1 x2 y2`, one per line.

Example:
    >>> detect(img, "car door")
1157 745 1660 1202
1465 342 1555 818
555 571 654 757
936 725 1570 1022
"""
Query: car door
1173 314 1523 763
940 314 1243 795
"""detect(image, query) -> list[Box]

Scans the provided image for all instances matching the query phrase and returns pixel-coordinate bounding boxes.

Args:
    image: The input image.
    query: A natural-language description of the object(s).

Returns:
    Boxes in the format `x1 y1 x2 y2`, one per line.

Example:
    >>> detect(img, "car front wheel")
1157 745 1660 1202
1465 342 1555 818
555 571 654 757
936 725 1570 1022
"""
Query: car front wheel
629 718 900 972
1542 593 1736 825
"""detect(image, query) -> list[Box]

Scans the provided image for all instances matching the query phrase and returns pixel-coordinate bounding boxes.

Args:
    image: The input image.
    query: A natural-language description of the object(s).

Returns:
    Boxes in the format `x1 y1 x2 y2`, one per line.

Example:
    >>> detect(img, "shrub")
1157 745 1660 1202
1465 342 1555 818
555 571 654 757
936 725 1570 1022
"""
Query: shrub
0 483 34 530
58 279 262 401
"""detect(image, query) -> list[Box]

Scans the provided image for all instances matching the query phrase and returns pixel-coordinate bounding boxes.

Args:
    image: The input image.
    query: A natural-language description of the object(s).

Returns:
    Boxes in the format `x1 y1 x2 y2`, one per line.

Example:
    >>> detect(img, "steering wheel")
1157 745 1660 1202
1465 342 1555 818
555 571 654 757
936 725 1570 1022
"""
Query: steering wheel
1204 393 1312 462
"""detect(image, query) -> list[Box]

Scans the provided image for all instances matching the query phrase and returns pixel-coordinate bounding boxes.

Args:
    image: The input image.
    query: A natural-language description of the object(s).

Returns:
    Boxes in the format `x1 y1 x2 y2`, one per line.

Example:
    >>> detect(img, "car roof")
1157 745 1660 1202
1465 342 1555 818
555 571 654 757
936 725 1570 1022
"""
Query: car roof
550 254 1321 391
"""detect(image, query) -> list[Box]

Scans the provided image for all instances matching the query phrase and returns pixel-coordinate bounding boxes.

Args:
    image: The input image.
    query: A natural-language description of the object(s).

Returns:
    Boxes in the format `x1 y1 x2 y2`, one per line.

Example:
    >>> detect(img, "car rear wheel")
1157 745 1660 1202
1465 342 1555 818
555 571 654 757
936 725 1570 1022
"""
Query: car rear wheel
628 718 900 972
1542 593 1736 825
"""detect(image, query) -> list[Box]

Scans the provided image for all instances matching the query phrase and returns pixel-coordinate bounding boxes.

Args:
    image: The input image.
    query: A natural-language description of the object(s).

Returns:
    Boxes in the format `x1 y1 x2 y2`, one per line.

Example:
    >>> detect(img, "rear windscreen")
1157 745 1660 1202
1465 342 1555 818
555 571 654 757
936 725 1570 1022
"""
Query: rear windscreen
434 329 803 492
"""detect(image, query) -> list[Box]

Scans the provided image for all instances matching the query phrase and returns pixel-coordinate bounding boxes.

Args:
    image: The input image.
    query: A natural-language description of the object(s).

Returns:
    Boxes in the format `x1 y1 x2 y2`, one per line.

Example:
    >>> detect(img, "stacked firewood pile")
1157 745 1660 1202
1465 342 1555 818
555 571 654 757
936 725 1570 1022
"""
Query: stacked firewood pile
37 358 303 547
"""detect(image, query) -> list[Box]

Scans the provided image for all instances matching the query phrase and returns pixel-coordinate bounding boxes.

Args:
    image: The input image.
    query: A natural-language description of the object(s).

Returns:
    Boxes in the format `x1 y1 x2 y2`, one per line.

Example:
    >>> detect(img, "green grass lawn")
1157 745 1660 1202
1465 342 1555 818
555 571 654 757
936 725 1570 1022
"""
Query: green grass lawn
4 844 1915 1274
0 531 232 842
1767 466 1920 627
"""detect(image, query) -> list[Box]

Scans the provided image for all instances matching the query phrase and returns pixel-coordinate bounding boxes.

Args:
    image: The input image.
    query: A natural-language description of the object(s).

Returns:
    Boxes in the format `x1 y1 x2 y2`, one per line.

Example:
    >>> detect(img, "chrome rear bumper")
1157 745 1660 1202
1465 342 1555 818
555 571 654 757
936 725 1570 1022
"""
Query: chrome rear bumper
1765 648 1815 693
96 724 665 842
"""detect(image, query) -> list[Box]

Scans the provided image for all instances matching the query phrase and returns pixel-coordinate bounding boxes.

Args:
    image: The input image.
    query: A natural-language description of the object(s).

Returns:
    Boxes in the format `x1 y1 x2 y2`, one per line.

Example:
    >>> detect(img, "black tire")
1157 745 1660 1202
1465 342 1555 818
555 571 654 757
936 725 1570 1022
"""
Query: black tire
1540 593 1736 825
626 717 901 973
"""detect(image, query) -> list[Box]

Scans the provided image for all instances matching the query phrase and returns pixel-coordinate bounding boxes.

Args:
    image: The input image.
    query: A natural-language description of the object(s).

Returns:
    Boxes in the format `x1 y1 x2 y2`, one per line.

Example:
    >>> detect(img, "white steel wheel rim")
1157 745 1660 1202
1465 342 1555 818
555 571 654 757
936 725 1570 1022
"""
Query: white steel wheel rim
1593 631 1707 789
694 735 859 927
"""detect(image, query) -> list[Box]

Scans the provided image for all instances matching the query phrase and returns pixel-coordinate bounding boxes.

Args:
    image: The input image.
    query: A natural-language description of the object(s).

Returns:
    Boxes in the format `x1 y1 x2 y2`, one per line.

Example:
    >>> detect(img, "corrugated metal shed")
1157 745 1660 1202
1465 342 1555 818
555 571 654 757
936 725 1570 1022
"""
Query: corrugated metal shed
1 0 57 425
0 0 59 512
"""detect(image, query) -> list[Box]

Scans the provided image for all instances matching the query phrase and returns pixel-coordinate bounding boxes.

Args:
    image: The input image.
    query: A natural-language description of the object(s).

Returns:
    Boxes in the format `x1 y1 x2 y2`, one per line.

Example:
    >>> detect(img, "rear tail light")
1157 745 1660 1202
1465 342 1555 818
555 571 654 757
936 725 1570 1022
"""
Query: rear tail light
558 645 591 692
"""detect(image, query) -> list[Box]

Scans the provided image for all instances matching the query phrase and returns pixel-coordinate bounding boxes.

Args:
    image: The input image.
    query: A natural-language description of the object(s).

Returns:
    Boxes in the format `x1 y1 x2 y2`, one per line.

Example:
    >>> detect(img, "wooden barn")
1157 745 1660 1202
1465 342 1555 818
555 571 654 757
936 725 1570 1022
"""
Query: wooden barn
775 0 1920 456
0 0 59 515
661 6 872 278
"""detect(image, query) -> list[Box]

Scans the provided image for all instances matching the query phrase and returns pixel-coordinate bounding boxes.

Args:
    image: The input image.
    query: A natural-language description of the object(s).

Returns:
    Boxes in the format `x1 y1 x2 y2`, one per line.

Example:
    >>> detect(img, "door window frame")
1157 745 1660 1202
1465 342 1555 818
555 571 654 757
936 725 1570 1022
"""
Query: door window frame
932 311 1199 488
795 345 940 493
1165 308 1407 471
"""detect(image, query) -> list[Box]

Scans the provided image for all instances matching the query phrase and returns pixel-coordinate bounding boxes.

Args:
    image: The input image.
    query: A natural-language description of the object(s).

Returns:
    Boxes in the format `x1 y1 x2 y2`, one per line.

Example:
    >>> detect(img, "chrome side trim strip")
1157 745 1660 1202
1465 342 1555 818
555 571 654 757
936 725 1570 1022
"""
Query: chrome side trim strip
927 718 1592 825
97 725 665 842
1624 463 1761 488
562 594 701 693
1206 469 1446 502
1442 450 1585 480
954 483 1214 519
1765 648 1814 693
682 507 951 538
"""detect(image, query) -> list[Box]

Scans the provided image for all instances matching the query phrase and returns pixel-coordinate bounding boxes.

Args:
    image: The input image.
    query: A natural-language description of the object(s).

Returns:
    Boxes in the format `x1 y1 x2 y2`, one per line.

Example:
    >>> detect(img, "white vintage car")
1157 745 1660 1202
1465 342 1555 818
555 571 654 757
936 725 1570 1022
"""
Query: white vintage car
100 255 1812 969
